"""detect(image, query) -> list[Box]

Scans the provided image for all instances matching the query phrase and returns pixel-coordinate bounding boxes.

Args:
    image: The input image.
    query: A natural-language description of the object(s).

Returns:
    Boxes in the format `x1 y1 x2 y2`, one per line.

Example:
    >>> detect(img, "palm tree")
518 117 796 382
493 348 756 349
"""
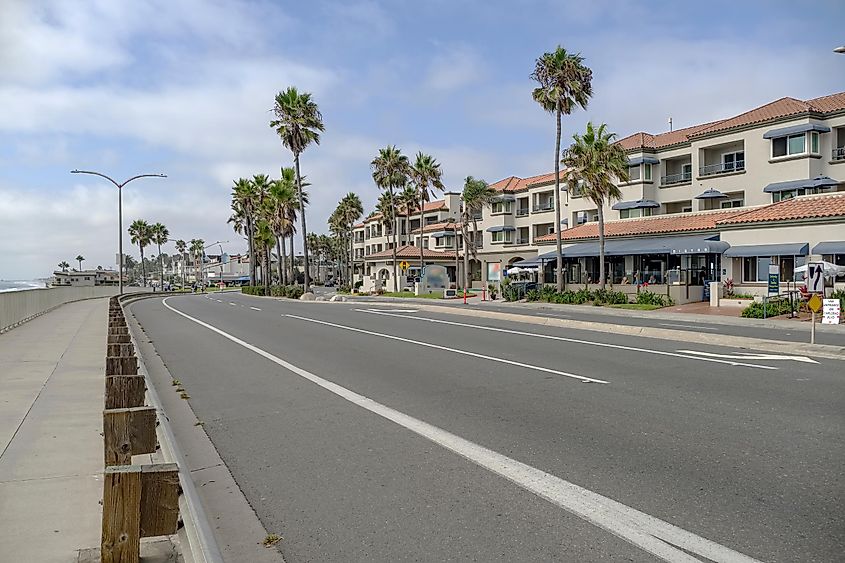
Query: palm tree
253 218 275 293
229 177 259 286
396 185 418 246
460 176 496 291
563 122 628 289
175 239 187 287
270 87 325 293
371 145 409 292
150 223 169 287
340 192 363 284
531 46 593 291
128 219 152 286
252 174 273 286
409 152 445 276
269 174 297 285
75 255 85 271
328 207 346 282
190 238 205 288
58 261 70 272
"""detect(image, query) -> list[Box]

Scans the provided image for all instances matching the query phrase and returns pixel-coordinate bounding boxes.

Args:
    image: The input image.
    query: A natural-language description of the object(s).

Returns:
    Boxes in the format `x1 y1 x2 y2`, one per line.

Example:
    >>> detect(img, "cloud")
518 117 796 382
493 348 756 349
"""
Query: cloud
424 46 486 93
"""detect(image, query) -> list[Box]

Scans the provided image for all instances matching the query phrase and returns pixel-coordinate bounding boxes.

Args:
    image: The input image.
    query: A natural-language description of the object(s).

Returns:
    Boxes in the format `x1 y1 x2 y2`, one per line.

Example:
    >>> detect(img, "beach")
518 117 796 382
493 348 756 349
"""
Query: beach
0 280 49 293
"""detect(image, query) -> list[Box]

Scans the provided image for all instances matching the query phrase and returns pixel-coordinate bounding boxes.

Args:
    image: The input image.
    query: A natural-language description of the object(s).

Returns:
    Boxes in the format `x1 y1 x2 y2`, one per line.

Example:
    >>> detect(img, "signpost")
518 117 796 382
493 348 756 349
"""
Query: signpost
399 261 410 272
822 298 841 325
767 264 779 296
808 293 823 344
806 262 824 293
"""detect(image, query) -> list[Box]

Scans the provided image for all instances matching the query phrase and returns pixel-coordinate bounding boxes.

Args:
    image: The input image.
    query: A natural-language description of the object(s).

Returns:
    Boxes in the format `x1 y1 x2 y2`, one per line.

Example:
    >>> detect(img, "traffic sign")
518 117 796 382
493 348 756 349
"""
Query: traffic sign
807 293 822 313
822 299 841 325
806 262 824 293
767 264 779 295
399 261 410 271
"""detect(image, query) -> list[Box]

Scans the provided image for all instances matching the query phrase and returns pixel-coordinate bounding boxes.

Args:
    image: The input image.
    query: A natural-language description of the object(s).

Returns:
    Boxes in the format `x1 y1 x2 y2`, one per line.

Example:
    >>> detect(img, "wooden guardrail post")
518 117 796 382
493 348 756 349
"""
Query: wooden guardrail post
101 463 180 563
105 376 146 409
106 356 138 375
107 342 135 357
103 406 157 466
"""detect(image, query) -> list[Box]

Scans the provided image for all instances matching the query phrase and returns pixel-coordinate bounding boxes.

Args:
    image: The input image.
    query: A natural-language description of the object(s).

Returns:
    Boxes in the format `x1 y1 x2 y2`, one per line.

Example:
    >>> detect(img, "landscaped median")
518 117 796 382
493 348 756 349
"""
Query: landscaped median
508 285 674 309
242 285 305 299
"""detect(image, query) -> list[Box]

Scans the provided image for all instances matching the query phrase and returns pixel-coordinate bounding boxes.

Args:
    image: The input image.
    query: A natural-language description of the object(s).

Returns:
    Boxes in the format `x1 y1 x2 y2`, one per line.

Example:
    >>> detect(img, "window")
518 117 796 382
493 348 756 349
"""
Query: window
772 134 806 158
643 163 652 181
491 230 512 243
723 151 745 171
720 198 744 209
491 201 512 214
620 208 653 219
682 163 692 180
435 235 452 248
628 165 641 181
771 185 835 203
810 131 819 154
743 256 770 283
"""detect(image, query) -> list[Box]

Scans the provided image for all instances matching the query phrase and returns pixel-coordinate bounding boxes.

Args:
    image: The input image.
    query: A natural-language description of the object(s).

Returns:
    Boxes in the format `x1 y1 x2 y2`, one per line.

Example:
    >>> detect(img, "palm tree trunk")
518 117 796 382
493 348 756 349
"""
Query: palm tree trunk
463 221 470 292
553 105 564 292
246 220 256 286
158 243 163 287
597 205 606 290
276 238 284 285
289 232 295 284
389 187 398 292
266 245 272 292
293 154 311 292
140 246 146 287
418 191 425 281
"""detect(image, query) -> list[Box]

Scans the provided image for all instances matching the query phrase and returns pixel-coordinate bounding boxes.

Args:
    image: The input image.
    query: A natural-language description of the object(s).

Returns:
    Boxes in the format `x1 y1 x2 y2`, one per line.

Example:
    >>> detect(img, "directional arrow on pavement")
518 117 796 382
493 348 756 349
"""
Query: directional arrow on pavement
677 350 819 364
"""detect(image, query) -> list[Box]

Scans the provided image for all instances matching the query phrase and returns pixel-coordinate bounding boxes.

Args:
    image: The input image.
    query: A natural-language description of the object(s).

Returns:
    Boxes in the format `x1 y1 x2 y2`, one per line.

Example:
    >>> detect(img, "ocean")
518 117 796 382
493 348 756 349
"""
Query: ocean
0 280 50 293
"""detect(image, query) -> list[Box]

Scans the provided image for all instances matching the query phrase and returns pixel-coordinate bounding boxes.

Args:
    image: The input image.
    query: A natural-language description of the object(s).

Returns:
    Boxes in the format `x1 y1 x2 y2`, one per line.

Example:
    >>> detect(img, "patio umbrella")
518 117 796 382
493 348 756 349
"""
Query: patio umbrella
507 266 524 275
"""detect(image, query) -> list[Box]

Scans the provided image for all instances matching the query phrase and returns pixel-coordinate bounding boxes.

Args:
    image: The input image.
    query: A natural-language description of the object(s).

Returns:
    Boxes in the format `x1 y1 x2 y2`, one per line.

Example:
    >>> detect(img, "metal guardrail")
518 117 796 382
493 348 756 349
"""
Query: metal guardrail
833 147 845 161
698 161 745 176
515 209 530 217
660 171 692 185
532 204 554 213
1 286 121 333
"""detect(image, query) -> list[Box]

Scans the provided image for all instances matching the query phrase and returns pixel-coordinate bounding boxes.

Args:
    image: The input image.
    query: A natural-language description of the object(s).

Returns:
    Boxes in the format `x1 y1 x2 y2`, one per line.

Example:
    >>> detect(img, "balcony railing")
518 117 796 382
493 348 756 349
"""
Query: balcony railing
833 147 845 161
515 208 529 217
660 171 692 185
508 237 530 245
532 203 554 213
699 161 745 176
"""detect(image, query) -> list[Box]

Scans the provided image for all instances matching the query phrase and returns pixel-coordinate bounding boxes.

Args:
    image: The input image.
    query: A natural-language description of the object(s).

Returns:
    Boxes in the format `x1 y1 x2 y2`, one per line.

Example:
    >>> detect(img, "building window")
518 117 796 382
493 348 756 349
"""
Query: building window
491 201 512 214
434 236 452 248
771 185 834 203
620 208 653 219
723 151 745 171
643 163 652 181
628 165 641 181
491 231 512 244
742 255 805 283
772 134 806 158
810 131 819 154
720 198 744 209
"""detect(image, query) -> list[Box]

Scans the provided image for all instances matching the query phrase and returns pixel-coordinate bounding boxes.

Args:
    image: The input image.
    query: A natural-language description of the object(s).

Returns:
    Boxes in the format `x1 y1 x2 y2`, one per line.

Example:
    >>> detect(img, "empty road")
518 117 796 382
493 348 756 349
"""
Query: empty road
129 293 844 562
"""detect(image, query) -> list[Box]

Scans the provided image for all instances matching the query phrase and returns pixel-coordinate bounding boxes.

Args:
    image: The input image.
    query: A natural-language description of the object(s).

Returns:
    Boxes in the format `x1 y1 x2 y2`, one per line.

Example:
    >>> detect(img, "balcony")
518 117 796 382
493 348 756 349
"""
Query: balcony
833 147 845 161
532 203 554 213
660 171 692 185
507 237 530 245
515 208 529 217
699 160 745 177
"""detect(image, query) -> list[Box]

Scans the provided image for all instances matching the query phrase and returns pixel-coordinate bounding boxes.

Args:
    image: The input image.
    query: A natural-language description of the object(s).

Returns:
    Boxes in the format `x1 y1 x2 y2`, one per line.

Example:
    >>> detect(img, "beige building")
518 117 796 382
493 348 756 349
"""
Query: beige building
52 269 121 287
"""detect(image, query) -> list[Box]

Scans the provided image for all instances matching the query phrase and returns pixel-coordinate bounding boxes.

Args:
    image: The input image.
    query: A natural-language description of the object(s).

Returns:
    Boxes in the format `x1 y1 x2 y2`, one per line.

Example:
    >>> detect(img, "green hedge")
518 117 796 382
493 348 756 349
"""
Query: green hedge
740 297 796 318
522 287 657 306
242 285 304 299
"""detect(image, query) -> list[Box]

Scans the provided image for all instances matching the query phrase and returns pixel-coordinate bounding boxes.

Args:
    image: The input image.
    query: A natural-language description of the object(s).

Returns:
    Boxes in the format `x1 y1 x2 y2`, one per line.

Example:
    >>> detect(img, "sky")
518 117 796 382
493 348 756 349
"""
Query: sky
1 0 843 279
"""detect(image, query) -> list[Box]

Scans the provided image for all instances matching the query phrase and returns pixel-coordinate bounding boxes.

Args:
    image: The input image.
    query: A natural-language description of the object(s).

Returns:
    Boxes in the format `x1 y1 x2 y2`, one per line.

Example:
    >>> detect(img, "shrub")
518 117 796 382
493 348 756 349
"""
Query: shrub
636 290 668 307
831 289 845 312
285 285 304 300
741 297 796 318
241 285 266 296
573 288 592 304
525 288 541 302
592 288 628 305
337 284 351 293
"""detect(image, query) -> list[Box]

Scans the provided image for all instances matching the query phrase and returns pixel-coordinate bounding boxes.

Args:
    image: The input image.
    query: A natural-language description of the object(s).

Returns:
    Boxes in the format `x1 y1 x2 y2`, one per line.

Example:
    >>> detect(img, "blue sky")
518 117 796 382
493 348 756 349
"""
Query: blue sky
1 0 843 279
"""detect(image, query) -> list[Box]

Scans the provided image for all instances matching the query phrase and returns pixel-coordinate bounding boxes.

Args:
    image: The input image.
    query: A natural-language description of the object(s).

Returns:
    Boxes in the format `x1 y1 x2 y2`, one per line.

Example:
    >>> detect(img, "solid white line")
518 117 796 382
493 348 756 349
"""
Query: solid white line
659 323 718 331
229 302 237 306
249 306 261 311
678 350 818 364
216 299 222 303
162 297 761 563
354 310 777 371
286 314 608 384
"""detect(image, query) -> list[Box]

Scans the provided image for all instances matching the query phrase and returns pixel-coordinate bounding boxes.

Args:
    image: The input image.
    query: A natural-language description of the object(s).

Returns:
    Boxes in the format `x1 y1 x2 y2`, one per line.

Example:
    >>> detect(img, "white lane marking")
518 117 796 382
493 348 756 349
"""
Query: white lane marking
678 350 819 364
287 314 607 384
229 302 237 306
359 308 419 314
355 309 777 371
250 306 262 311
162 297 761 563
660 323 718 331
216 299 222 303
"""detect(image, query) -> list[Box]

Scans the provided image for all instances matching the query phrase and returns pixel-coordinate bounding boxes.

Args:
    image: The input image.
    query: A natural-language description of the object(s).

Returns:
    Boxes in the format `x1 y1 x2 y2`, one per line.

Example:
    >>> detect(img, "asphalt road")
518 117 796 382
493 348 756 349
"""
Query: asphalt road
130 293 845 562
351 294 845 346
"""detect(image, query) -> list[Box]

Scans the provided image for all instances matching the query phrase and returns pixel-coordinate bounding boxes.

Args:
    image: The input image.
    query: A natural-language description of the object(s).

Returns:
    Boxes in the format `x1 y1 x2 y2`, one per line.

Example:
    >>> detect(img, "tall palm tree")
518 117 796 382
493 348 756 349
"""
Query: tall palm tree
289 174 310 284
58 261 70 272
175 239 187 287
396 185 418 246
150 222 169 287
563 122 628 289
190 238 205 287
270 86 325 293
75 255 85 271
128 219 152 287
340 192 363 284
253 218 275 293
409 152 444 276
460 176 496 291
371 145 409 292
269 174 297 285
328 207 346 282
229 177 259 286
252 174 273 286
531 46 593 291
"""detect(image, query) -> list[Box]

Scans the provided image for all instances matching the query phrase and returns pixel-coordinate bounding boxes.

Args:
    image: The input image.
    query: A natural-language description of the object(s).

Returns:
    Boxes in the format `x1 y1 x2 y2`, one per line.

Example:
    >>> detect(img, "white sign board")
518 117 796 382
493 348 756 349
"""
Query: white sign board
806 262 824 293
822 299 841 325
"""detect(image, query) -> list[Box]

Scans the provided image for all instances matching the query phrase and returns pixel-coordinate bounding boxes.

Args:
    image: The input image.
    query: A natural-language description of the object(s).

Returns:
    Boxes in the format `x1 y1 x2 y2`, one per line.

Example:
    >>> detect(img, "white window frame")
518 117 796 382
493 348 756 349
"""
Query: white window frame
810 131 820 154
722 151 745 171
628 165 641 181
771 133 809 158
643 163 652 181
491 201 512 214
720 198 744 209
491 230 513 244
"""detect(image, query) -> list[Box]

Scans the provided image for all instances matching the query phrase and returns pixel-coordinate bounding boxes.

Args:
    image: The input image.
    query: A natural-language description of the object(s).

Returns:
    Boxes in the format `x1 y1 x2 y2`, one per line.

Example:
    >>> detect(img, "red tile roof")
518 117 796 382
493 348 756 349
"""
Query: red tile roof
411 221 458 234
535 209 746 243
490 172 566 193
365 245 457 260
363 199 447 222
716 193 845 225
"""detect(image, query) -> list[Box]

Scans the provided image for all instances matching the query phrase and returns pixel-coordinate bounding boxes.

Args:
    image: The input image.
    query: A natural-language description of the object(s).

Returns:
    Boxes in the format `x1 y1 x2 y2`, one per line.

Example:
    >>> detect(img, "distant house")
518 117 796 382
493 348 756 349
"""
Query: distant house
52 268 121 287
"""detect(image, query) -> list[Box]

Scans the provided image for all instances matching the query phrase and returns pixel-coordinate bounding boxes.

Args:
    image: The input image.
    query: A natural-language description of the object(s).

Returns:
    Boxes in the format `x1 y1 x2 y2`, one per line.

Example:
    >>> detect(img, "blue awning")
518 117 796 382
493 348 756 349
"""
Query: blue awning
812 241 845 254
763 176 840 193
612 199 660 210
628 156 660 166
537 236 727 259
486 225 516 232
724 243 809 257
429 231 453 238
762 123 831 139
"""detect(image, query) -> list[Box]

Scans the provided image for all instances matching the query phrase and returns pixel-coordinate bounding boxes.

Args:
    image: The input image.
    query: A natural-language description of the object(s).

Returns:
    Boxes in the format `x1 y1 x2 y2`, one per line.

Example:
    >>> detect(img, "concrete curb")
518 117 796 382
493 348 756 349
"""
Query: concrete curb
359 300 845 361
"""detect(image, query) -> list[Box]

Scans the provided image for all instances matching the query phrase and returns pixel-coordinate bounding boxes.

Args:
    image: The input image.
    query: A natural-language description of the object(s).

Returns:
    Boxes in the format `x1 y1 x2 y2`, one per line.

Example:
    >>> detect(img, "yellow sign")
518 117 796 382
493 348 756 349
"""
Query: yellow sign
399 261 410 271
808 293 822 313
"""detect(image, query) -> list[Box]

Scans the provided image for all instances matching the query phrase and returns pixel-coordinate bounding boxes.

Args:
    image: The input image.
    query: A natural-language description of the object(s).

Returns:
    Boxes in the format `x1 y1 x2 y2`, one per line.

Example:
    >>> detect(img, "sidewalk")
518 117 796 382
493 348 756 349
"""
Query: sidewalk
0 298 107 562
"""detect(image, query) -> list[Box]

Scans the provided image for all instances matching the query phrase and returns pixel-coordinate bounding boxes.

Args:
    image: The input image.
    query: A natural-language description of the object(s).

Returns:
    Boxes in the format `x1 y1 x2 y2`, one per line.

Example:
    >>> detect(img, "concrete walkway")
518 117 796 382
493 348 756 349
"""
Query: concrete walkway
0 298 107 562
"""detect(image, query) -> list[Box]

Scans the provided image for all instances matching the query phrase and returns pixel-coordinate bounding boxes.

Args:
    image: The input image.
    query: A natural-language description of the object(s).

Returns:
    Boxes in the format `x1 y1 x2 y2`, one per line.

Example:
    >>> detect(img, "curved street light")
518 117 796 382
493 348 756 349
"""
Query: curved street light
71 170 166 295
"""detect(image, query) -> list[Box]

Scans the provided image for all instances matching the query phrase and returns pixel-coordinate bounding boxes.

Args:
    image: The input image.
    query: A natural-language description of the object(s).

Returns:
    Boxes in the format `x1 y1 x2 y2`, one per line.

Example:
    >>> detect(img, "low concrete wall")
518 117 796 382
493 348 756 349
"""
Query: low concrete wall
0 286 121 333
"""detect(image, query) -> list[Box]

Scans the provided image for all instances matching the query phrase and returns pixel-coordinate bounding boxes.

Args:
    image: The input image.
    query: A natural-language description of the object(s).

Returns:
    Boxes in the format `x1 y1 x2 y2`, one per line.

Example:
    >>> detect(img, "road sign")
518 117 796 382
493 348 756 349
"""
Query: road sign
822 298 841 325
767 264 779 295
806 262 824 293
807 293 822 313
399 261 410 271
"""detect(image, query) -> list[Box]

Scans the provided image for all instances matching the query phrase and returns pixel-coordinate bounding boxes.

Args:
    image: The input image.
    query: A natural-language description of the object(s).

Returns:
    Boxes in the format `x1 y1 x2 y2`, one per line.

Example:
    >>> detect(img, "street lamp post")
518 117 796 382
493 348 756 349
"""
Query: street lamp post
70 170 166 295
